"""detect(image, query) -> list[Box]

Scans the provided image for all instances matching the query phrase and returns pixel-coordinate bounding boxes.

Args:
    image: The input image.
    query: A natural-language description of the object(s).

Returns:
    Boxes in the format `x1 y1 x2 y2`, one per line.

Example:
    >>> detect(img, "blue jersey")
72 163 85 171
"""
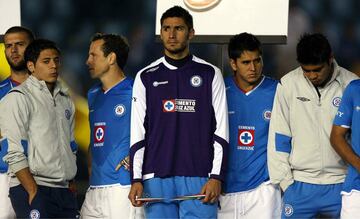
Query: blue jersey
333 79 360 193
0 77 19 173
88 78 133 186
224 76 277 193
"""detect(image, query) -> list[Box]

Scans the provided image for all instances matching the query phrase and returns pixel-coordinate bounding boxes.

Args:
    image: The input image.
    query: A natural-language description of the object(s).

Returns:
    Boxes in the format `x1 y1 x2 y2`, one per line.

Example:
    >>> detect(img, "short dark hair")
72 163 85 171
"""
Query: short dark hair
5 26 35 41
160 6 193 30
228 32 262 60
24 39 60 64
91 33 130 69
296 33 332 65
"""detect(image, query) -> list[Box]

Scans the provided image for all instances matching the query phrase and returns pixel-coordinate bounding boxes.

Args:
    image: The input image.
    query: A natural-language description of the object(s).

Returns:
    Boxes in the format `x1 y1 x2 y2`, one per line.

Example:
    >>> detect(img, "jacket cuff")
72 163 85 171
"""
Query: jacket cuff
280 178 294 192
131 178 143 184
10 159 29 174
210 174 224 182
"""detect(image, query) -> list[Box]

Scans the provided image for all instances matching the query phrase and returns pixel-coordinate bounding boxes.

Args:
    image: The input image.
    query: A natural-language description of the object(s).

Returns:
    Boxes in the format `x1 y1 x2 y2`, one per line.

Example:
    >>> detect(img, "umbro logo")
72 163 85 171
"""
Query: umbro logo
153 81 168 87
296 97 311 102
146 66 159 73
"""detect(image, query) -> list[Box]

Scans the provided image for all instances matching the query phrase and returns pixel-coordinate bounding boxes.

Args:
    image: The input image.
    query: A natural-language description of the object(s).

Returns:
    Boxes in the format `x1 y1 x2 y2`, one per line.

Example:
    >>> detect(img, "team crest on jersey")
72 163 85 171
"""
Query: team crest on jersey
190 75 202 87
332 97 341 107
163 99 196 112
284 204 294 217
65 109 71 120
94 122 106 147
263 109 271 121
30 209 40 219
114 104 126 117
237 126 255 150
163 100 176 112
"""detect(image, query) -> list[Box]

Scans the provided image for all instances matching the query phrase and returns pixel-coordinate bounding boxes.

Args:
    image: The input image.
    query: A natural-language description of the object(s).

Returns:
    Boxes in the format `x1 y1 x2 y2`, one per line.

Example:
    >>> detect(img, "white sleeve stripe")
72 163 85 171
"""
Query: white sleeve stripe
130 71 147 146
212 67 229 141
133 147 145 179
210 141 223 175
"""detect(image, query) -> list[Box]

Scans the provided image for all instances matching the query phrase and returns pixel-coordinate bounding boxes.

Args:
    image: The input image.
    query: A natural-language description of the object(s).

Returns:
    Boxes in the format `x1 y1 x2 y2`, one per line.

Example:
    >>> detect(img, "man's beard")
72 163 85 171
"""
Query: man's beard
6 58 27 72
165 44 187 55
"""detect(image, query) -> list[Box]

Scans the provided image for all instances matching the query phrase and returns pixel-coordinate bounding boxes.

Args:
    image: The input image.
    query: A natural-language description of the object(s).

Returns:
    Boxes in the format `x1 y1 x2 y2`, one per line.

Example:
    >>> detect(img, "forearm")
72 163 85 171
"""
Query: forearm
331 131 360 172
15 167 37 195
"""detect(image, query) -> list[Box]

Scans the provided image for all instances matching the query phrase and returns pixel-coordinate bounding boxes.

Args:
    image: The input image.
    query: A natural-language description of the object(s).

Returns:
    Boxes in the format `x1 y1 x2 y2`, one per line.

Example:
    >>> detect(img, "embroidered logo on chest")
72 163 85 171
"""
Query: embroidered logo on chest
65 109 71 120
114 104 126 117
237 126 255 150
296 97 311 102
190 75 202 87
94 122 106 147
163 99 196 113
263 110 272 121
332 97 341 107
153 81 169 87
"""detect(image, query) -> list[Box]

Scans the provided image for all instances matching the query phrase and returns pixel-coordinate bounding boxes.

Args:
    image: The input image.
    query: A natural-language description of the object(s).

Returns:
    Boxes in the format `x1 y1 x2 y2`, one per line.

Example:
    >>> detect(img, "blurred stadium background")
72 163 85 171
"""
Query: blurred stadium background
1 0 360 207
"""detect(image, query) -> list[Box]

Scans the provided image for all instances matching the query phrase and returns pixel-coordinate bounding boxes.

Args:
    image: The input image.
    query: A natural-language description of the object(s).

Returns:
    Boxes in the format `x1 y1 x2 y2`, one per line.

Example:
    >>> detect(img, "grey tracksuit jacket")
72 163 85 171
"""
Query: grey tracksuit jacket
0 75 77 188
268 61 358 191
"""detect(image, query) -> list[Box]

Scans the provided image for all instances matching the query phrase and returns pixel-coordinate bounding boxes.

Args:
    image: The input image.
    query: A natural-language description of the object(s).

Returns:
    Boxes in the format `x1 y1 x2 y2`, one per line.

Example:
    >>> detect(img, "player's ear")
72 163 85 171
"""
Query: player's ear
108 52 116 66
27 61 35 74
188 28 195 40
229 59 237 72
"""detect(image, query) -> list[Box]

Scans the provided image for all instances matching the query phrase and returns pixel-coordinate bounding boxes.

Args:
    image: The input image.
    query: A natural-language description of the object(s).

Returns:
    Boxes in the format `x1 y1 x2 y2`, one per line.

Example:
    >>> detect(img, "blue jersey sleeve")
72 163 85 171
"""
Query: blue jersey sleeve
334 82 354 128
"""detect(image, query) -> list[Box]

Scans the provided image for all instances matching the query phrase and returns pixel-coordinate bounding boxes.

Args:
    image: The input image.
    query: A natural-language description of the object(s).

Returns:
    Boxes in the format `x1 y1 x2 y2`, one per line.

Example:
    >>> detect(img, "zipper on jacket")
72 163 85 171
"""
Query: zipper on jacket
315 87 321 106
316 85 325 181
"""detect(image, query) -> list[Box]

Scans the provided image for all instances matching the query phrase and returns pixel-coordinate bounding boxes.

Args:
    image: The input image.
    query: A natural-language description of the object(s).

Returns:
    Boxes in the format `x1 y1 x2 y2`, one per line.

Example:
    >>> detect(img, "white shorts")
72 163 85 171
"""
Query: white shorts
341 190 360 219
218 182 281 219
80 184 144 219
0 173 15 219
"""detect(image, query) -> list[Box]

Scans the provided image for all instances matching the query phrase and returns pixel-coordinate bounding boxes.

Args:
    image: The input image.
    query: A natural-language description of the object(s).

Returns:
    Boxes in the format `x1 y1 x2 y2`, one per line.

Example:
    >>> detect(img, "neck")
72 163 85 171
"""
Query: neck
318 62 334 88
100 69 126 91
46 82 56 95
10 70 29 84
234 76 263 93
164 48 190 60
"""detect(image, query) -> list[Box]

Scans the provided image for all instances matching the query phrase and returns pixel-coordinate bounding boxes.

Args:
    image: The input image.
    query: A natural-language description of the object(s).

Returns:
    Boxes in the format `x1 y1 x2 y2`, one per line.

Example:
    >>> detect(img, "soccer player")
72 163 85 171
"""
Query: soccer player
0 26 34 219
331 79 360 218
0 39 78 218
268 33 358 218
80 33 143 218
128 5 229 219
218 33 281 219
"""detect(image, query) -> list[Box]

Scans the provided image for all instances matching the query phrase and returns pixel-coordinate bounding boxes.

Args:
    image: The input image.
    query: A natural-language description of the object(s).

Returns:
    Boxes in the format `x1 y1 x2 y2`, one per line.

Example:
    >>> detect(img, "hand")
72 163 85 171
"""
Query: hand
200 178 221 203
28 188 38 205
69 180 77 194
128 182 144 207
115 156 130 171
